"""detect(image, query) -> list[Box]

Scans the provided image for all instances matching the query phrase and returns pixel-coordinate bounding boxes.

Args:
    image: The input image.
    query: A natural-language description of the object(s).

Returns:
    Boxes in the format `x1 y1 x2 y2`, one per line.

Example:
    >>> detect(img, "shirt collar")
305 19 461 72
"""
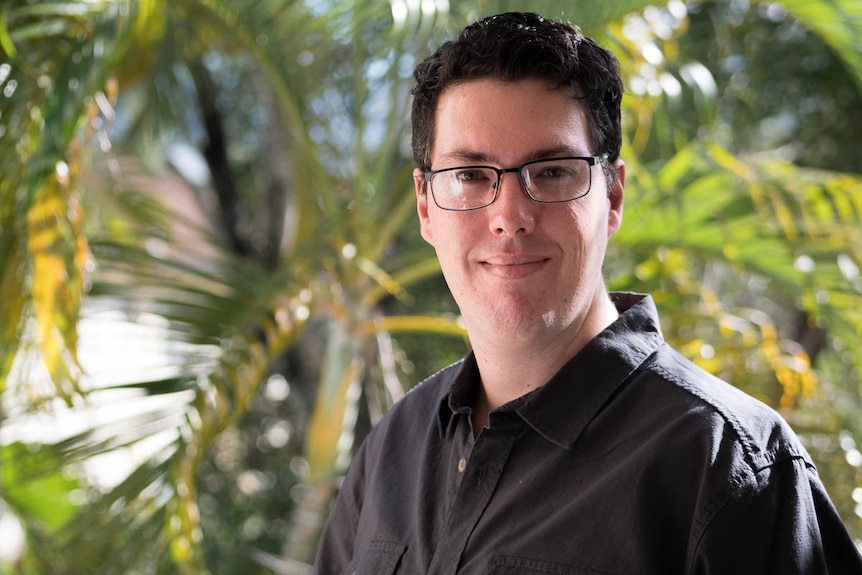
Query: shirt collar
513 292 664 448
436 292 665 446
435 352 479 438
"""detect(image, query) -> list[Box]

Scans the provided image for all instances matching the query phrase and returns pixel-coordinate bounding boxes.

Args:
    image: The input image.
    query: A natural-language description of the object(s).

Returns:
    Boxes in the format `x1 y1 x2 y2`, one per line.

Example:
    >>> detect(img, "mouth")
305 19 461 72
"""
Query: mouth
479 254 550 278
480 253 549 266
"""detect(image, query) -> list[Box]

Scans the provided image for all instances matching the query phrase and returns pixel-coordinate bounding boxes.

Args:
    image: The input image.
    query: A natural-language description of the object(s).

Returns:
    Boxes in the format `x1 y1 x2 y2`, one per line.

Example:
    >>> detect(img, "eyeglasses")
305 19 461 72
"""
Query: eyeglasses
422 154 608 211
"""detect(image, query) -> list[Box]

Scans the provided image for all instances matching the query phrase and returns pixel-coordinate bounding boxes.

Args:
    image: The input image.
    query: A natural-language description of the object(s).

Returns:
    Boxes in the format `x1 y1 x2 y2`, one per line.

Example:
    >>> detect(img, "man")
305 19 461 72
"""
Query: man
314 12 862 574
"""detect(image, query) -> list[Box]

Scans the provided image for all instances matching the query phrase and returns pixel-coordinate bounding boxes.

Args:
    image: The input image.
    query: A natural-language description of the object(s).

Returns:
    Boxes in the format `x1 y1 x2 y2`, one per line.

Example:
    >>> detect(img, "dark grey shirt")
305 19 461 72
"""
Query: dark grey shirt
314 293 862 574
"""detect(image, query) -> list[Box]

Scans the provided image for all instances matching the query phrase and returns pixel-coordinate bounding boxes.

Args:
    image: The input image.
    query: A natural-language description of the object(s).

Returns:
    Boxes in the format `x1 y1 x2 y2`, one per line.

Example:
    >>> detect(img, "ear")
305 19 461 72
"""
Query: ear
607 160 625 238
414 168 434 244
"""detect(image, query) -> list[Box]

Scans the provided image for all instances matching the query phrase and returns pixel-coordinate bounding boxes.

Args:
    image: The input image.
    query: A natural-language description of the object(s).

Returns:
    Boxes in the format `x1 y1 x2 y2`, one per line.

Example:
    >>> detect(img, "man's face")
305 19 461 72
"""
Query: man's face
414 78 624 347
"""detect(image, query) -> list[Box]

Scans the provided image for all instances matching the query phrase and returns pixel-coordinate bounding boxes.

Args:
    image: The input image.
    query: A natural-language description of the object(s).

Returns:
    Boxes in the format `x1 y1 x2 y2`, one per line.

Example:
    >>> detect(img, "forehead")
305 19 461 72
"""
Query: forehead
432 78 592 164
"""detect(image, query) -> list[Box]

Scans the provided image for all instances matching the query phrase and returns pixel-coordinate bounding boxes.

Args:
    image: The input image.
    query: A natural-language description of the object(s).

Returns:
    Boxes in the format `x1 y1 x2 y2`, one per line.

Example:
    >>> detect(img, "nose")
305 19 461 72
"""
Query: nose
488 172 536 236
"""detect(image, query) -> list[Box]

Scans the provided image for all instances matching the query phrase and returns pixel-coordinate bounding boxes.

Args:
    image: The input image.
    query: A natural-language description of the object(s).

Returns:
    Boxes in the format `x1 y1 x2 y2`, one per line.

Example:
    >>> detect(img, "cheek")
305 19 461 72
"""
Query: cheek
425 215 463 266
431 210 478 241
560 206 608 263
560 203 598 239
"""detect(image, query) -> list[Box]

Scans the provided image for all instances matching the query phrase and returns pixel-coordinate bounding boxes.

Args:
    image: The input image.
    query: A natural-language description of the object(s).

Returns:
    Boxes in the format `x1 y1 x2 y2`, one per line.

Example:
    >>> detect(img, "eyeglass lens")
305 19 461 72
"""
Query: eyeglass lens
429 157 594 211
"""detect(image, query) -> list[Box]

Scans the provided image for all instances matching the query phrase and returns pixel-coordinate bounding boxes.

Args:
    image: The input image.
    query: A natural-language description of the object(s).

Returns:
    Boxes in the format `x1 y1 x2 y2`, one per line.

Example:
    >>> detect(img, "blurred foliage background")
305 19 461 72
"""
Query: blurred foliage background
1 0 861 573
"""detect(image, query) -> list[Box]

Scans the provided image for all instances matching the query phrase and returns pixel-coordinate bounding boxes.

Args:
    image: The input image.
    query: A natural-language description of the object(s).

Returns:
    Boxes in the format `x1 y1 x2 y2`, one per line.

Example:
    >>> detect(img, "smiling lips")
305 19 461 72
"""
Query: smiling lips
479 253 550 278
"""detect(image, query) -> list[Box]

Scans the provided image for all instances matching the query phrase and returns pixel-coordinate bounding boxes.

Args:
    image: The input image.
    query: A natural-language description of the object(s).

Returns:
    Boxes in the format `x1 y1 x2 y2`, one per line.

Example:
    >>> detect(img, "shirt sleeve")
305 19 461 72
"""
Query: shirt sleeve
690 456 862 574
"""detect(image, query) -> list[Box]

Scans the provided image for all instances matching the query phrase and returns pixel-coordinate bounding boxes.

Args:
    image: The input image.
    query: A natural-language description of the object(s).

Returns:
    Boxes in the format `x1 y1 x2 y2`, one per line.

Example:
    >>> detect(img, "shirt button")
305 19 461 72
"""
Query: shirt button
458 458 467 473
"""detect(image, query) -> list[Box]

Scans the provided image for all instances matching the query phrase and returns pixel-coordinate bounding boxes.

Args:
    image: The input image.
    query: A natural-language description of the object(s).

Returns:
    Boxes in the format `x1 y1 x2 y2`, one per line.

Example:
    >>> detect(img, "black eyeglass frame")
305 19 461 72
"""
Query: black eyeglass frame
422 154 609 211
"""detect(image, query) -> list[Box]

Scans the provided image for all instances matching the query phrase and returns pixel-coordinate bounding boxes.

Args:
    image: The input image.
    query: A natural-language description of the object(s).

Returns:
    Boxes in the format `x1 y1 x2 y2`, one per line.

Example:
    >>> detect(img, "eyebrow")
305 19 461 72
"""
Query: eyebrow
436 146 590 166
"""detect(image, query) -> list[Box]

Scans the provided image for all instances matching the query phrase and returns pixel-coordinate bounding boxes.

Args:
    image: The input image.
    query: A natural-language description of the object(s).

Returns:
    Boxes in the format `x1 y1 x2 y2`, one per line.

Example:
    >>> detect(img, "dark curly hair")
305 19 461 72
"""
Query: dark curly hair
411 12 624 184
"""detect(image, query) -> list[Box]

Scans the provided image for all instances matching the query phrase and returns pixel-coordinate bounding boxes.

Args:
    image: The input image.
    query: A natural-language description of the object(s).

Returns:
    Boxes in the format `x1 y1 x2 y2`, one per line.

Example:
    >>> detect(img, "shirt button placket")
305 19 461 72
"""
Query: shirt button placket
428 422 522 575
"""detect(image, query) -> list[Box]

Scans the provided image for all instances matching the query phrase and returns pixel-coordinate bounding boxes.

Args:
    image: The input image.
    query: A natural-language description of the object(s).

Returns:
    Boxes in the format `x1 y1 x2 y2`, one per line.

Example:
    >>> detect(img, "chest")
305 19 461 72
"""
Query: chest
350 416 706 575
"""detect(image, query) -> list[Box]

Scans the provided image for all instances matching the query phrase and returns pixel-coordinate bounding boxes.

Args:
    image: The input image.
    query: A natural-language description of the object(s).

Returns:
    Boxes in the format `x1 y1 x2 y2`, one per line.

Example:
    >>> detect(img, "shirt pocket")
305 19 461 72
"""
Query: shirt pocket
488 555 611 575
341 540 407 575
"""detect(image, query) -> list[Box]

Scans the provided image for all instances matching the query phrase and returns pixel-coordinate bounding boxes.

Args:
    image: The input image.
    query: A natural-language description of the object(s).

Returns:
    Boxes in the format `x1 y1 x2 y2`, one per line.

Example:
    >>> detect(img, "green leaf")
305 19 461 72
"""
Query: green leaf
2 442 80 531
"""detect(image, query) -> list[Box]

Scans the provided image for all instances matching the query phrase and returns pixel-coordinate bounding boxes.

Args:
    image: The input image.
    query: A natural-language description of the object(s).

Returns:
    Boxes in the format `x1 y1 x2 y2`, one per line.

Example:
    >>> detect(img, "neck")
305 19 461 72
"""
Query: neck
467 291 619 431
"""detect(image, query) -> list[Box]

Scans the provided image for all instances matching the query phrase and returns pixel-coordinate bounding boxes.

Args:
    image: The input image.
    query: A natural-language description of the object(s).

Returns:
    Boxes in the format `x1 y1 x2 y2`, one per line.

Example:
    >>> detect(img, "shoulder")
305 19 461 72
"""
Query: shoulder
649 346 862 572
642 343 812 473
335 356 465 501
357 356 466 461
384 356 464 425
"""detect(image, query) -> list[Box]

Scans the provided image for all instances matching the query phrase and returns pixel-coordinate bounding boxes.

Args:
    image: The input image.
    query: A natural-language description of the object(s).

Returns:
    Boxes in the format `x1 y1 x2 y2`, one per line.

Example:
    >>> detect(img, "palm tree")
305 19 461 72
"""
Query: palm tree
2 2 465 572
1 1 860 573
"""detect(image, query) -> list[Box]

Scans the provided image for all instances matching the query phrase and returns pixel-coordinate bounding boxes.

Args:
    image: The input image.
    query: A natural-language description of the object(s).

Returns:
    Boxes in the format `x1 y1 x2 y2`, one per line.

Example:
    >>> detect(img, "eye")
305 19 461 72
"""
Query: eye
454 168 493 185
535 164 577 180
528 159 589 186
